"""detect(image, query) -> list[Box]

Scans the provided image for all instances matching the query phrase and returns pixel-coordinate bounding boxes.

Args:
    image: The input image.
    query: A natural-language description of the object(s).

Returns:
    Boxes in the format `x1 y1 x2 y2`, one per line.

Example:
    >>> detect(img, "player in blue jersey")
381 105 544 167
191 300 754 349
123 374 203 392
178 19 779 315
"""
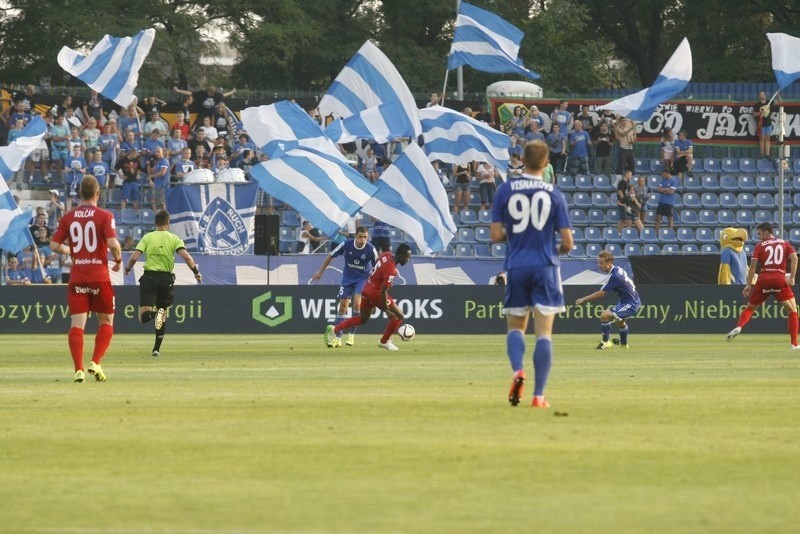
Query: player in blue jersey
491 140 573 408
312 225 379 348
576 251 641 350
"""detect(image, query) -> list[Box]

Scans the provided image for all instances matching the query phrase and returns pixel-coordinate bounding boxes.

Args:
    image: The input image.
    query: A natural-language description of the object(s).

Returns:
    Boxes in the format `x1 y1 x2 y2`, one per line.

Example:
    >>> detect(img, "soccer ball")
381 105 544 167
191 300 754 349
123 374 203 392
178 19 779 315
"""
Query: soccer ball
397 324 415 341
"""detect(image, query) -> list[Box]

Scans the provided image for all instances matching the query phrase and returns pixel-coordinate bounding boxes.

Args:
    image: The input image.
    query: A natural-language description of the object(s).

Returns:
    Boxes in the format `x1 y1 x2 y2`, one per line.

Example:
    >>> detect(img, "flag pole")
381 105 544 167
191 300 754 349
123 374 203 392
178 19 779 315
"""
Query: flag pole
778 105 786 238
456 0 463 101
441 69 450 106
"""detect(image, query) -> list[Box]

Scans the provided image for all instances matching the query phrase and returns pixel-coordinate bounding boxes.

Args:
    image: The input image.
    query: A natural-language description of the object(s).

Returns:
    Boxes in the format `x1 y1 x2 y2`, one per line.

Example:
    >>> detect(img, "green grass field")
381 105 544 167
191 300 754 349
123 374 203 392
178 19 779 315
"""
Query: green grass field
2 332 800 533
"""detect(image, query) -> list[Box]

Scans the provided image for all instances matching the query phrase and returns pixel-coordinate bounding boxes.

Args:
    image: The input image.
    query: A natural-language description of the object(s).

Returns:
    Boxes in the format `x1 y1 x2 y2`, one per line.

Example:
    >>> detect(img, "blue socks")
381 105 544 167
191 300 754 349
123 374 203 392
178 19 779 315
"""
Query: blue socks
506 330 525 372
533 337 552 396
619 325 629 345
601 322 613 342
334 315 345 338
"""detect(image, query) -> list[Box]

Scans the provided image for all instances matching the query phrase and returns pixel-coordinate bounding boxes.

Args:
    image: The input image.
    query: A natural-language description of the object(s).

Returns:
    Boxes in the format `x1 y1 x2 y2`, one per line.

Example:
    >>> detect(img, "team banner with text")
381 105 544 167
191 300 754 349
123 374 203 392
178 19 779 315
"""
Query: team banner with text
490 98 800 145
0 285 795 335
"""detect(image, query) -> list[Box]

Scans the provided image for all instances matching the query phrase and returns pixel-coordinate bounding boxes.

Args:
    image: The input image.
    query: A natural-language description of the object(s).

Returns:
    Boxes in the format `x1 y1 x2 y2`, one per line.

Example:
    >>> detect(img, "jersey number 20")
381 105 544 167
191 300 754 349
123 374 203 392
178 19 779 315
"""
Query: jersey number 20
508 191 551 234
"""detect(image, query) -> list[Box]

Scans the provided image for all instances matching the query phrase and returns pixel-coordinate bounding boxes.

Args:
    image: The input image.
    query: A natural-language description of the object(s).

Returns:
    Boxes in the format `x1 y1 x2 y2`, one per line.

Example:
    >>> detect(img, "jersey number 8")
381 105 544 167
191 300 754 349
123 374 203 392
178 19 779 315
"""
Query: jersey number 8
508 191 552 234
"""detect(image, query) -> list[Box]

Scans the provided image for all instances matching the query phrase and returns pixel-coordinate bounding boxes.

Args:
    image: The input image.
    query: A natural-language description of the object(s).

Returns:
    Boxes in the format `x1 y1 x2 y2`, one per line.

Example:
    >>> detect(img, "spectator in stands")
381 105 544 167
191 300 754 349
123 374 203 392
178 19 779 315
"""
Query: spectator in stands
142 95 167 116
147 146 170 211
213 103 233 138
654 169 679 232
673 130 694 180
120 130 142 160
28 115 51 183
30 211 51 244
576 104 599 134
173 148 195 183
475 104 493 126
211 153 229 174
188 128 212 158
13 85 37 112
634 176 648 223
194 145 211 169
550 99 572 133
524 120 545 143
363 148 379 182
64 145 87 211
122 235 138 251
47 190 65 231
29 251 51 284
592 121 614 176
476 161 496 210
67 125 85 153
117 149 141 211
616 182 644 234
99 121 119 175
528 105 546 131
453 162 472 214
142 129 165 168
426 92 440 107
177 94 193 124
508 152 524 178
89 150 111 207
754 90 779 159
298 220 326 254
507 106 528 138
82 90 104 123
5 256 30 285
660 127 674 174
166 129 188 168
144 111 169 144
82 117 101 158
508 135 523 159
231 133 256 165
568 120 591 176
371 219 392 252
173 85 236 127
546 124 566 176
45 250 63 283
238 150 256 175
615 116 637 175
117 106 141 140
171 113 190 140
49 115 70 184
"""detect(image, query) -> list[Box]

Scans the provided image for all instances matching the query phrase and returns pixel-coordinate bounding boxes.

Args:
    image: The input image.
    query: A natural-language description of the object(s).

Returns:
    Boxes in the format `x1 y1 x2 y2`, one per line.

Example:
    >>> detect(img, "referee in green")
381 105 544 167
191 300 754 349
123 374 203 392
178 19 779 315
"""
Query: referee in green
125 209 203 356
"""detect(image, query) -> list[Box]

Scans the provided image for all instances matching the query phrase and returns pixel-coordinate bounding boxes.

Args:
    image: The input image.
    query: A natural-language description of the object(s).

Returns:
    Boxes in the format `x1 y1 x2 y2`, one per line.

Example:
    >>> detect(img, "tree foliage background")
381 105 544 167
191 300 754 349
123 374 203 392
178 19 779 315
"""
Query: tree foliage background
0 0 795 95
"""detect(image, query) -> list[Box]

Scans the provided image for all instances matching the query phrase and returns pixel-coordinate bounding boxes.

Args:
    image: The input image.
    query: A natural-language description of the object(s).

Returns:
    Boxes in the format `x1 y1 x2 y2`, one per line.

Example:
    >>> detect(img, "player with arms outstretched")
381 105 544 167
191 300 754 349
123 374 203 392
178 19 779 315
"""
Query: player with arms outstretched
727 222 799 349
324 243 412 352
575 251 641 349
491 140 573 408
312 225 378 348
50 175 122 382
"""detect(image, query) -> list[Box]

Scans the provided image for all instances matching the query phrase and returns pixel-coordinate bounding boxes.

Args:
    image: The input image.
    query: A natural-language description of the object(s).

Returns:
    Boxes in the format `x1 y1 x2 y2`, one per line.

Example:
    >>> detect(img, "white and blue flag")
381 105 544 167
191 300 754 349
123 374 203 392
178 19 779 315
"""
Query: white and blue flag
249 148 379 240
240 101 349 164
318 40 421 138
768 33 800 90
420 106 511 176
0 117 46 252
57 28 155 107
602 38 692 122
360 144 456 255
447 1 539 80
324 101 416 144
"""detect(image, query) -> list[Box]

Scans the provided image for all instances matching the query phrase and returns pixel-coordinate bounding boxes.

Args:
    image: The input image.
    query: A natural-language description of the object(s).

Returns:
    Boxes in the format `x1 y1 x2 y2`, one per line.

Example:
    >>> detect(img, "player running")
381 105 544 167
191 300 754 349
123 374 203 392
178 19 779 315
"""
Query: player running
726 222 799 349
324 243 412 352
491 139 573 408
575 251 641 350
49 175 122 382
312 225 378 348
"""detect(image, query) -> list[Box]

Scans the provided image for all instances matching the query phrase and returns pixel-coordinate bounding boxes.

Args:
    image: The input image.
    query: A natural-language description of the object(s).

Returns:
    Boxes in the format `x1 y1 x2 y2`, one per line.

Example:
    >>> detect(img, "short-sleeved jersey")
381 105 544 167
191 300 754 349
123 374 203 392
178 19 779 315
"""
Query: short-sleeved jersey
363 252 398 297
330 239 379 285
136 230 187 272
492 174 571 271
753 238 796 282
601 265 641 306
657 176 679 205
674 137 693 156
52 205 117 284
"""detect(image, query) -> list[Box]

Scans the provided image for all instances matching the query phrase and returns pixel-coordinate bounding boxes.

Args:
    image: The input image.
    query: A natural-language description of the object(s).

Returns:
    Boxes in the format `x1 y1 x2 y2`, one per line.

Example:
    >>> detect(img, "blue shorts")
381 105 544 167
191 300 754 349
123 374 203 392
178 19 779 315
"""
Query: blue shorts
504 265 565 316
122 181 140 202
337 278 368 300
51 146 68 162
761 125 773 136
612 300 640 320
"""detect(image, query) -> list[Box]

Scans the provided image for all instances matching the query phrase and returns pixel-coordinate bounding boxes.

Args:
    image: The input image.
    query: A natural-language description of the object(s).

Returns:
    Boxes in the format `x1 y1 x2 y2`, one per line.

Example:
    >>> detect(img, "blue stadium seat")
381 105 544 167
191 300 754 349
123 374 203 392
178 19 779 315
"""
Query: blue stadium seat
568 244 586 258
476 228 495 245
281 210 301 227
718 210 736 225
791 175 800 191
474 244 491 258
591 192 611 207
132 226 144 240
139 208 154 226
603 227 622 243
620 227 639 242
640 228 658 242
721 158 738 173
755 210 774 224
557 175 576 191
677 228 695 242
606 208 621 224
279 241 292 254
562 192 572 206
571 227 585 243
703 158 721 173
696 227 715 243
478 209 492 224
388 228 405 241
468 192 481 207
116 226 129 240
744 243 755 256
624 243 642 256
701 244 720 254
605 243 624 256
738 158 757 173
107 208 120 222
701 175 720 190
699 210 717 225
757 158 776 173
738 175 757 191
645 193 659 209
756 175 775 191
643 209 657 225
790 228 800 244
592 175 612 189
658 228 677 242
459 209 478 225
682 192 701 208
737 192 756 208
584 227 602 242
776 193 791 207
570 209 588 224
574 175 592 190
681 243 700 254
793 211 800 226
736 210 755 225
683 175 702 191
490 243 506 258
439 244 455 257
107 188 122 206
719 192 737 208
586 243 603 257
587 209 605 225
646 175 660 189
279 226 295 242
573 192 591 207
719 175 738 190
457 227 476 243
120 208 139 226
756 193 775 208
794 159 800 174
701 193 720 208
455 244 474 257
643 244 661 255
650 159 664 173
662 244 680 255
635 159 649 174
680 209 699 225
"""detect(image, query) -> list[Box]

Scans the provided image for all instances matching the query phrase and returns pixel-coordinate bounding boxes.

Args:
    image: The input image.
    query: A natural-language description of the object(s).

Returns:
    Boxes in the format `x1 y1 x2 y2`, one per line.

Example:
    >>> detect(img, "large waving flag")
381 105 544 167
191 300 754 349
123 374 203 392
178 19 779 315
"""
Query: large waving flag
249 148 378 239
768 33 800 90
420 106 511 175
57 28 155 107
318 40 422 138
447 1 539 80
360 144 456 255
240 101 349 164
324 101 416 144
602 38 692 122
0 117 46 252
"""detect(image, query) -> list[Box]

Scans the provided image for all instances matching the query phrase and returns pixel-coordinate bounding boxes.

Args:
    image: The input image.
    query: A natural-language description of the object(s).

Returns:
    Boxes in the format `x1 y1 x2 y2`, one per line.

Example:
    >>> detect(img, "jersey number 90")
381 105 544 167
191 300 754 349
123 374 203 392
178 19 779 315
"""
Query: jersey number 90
508 191 551 234
69 220 98 253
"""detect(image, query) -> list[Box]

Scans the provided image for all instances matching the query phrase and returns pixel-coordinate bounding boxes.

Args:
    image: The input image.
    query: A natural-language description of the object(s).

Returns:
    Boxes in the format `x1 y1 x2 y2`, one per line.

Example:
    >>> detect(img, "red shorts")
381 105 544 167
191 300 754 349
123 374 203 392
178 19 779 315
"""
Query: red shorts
360 292 394 313
67 282 116 315
748 277 795 306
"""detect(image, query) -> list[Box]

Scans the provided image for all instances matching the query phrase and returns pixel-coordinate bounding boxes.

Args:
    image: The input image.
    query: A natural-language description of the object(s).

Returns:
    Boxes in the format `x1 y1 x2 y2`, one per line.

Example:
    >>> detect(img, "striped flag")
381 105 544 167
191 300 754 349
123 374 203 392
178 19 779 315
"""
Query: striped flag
360 144 456 255
420 106 510 176
324 101 416 144
57 28 155 107
768 33 800 90
240 101 349 164
602 38 692 122
248 148 378 239
0 117 46 252
318 40 421 138
447 1 540 80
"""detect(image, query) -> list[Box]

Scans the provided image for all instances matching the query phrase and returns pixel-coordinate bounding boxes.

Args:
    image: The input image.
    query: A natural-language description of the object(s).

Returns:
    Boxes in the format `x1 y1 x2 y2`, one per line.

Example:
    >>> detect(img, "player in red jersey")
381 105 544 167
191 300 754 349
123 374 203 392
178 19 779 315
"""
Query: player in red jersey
727 222 799 349
324 243 412 351
50 175 123 382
